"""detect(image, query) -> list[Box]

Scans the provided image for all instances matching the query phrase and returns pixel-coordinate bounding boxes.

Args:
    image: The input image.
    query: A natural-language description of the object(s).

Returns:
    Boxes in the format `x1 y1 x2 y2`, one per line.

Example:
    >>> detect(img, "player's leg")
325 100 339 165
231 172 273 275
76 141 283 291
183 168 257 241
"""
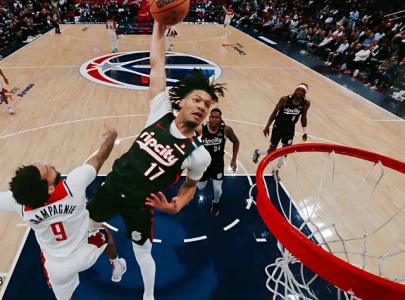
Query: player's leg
0 87 13 114
197 168 210 191
210 162 224 216
40 251 80 300
109 31 118 53
86 184 126 280
253 126 281 163
88 218 127 282
165 34 171 51
121 207 155 300
273 128 295 181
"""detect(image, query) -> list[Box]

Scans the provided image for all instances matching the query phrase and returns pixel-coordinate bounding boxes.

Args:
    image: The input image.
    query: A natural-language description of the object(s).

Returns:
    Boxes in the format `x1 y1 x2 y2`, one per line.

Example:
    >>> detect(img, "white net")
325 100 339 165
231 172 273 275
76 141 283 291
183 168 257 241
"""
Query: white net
255 148 405 299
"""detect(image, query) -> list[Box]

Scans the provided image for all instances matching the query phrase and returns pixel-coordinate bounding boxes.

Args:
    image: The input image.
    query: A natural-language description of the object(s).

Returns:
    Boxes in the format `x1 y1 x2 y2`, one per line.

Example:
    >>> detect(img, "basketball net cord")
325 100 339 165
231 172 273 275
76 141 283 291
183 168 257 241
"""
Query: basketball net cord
251 150 405 300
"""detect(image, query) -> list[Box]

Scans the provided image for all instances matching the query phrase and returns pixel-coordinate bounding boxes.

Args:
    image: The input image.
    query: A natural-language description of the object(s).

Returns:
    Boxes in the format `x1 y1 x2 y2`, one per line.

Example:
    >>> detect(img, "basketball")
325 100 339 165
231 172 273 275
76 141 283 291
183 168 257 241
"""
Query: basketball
149 0 190 26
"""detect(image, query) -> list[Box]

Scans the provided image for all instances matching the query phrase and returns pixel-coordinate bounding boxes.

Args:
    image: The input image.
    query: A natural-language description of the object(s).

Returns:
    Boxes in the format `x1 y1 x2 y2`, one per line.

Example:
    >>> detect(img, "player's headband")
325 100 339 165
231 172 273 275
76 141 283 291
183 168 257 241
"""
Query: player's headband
296 84 308 92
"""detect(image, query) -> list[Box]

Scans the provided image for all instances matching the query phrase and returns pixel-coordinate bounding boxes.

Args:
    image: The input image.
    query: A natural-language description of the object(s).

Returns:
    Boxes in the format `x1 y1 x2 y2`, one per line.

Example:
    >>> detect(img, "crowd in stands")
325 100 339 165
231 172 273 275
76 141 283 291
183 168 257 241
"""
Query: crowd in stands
217 0 405 100
1 0 404 100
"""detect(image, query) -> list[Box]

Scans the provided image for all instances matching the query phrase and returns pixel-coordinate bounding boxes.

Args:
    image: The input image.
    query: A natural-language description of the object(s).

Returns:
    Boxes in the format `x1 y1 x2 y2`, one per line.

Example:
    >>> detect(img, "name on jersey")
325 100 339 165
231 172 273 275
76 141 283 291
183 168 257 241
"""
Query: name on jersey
283 107 302 115
202 136 223 147
136 131 179 167
28 204 77 225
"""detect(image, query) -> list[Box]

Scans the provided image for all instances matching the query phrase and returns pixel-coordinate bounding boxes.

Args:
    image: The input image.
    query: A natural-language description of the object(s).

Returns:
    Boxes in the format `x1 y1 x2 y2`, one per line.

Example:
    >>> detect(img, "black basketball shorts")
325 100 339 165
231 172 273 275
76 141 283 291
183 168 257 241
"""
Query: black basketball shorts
200 158 225 182
86 184 154 246
270 124 295 147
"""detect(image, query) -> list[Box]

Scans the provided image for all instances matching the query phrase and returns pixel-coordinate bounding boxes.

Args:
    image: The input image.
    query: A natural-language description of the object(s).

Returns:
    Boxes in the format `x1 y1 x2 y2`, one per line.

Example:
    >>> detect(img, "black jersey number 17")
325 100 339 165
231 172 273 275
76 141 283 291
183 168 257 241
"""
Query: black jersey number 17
144 163 166 181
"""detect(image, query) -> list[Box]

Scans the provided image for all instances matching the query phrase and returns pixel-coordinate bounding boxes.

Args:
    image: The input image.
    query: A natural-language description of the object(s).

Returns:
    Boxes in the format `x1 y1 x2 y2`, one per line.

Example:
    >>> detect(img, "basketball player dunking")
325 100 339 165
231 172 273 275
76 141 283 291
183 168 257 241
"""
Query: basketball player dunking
196 108 240 216
253 83 310 181
0 126 126 300
86 21 226 300
0 68 13 114
106 16 119 53
223 5 234 28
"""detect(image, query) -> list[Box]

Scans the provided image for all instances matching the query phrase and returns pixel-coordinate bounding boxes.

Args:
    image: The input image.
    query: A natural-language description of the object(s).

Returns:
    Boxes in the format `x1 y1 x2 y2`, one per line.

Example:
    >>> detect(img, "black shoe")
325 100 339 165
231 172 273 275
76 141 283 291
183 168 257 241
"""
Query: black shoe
210 202 219 216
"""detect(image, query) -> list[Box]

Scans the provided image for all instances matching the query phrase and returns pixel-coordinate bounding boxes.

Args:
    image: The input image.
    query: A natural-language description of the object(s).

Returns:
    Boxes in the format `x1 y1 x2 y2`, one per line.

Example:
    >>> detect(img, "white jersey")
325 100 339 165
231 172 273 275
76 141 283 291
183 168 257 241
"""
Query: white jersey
0 164 97 259
165 26 175 37
107 20 116 32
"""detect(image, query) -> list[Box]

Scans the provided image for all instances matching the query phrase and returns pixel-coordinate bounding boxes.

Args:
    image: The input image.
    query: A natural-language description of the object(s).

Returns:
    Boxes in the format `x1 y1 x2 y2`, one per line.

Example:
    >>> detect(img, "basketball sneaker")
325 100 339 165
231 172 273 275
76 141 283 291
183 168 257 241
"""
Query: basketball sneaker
253 149 260 164
211 202 219 216
111 258 127 282
7 107 14 114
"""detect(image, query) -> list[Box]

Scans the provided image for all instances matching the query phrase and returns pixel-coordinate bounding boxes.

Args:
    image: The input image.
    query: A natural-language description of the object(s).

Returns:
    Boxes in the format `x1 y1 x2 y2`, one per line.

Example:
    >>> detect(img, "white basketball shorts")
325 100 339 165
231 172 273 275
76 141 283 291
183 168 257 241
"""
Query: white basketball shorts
40 229 108 300
224 16 232 25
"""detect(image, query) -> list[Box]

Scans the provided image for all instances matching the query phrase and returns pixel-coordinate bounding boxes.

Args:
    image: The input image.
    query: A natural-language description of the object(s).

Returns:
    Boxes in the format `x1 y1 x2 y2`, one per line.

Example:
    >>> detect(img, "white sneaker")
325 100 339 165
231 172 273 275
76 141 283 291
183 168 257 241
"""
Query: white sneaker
111 258 127 282
7 107 14 114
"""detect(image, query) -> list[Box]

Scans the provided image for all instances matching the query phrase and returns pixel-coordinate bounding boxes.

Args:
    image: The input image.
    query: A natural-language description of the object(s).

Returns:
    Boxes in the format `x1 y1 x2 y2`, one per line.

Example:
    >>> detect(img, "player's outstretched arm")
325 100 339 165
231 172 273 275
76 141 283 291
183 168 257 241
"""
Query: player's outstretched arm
86 126 118 174
0 69 9 84
145 177 199 214
225 126 240 172
149 21 167 100
301 100 310 142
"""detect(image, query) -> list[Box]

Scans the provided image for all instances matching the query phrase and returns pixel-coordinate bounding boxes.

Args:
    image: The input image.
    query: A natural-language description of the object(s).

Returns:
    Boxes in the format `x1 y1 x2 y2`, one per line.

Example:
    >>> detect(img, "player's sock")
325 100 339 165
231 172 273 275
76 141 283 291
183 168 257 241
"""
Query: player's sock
197 180 207 190
213 180 222 203
276 156 284 170
133 240 155 298
258 149 268 155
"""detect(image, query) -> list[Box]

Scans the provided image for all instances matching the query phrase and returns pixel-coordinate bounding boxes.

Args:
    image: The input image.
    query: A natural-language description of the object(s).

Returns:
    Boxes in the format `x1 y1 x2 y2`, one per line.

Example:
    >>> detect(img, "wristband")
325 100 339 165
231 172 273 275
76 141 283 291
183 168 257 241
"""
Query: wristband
303 127 307 134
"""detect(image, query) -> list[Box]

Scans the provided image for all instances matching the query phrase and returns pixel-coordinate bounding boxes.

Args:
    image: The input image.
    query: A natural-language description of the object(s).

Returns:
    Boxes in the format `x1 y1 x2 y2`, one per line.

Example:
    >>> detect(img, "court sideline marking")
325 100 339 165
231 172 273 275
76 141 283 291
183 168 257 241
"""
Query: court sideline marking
61 24 231 45
228 25 403 122
0 227 30 299
0 115 339 145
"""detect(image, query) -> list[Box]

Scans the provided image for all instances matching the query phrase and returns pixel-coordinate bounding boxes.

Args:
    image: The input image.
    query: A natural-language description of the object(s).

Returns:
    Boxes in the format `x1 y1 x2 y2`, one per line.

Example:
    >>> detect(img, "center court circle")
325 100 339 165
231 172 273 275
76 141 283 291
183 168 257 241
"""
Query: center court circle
78 51 223 90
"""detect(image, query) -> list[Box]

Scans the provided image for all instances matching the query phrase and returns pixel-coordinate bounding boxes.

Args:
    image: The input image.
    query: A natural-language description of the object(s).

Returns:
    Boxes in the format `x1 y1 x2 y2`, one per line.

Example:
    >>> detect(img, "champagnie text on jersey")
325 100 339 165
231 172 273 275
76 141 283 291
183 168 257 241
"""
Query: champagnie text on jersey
29 204 77 225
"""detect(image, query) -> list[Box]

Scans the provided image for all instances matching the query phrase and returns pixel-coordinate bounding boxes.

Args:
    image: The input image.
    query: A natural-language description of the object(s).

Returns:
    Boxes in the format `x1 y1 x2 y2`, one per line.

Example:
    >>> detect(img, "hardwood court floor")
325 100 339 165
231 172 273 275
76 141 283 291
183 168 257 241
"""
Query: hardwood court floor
0 23 404 294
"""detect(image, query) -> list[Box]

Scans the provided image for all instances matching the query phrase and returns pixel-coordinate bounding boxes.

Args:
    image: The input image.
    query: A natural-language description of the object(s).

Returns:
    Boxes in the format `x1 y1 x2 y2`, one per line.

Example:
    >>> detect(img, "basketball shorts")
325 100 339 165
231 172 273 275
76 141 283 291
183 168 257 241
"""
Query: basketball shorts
40 228 108 300
270 124 295 147
200 158 224 181
86 184 154 246
224 16 232 25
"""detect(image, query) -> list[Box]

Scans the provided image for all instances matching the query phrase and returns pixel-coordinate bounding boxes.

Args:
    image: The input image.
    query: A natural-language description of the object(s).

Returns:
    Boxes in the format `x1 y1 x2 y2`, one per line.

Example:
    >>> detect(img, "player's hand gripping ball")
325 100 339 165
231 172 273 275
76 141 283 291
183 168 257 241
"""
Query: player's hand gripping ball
150 0 190 26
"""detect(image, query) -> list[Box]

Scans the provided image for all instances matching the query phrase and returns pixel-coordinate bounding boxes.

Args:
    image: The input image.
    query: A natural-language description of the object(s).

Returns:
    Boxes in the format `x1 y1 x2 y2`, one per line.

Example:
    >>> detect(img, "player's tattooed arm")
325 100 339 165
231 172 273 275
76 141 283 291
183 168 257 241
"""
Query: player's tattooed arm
225 126 239 172
301 100 310 142
87 126 118 174
149 21 167 100
263 96 288 137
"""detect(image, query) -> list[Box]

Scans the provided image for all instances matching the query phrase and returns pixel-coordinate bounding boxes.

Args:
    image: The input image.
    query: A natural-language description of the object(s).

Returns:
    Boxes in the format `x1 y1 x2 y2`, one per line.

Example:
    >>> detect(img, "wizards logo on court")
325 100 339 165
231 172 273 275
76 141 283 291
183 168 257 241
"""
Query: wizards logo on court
79 51 223 90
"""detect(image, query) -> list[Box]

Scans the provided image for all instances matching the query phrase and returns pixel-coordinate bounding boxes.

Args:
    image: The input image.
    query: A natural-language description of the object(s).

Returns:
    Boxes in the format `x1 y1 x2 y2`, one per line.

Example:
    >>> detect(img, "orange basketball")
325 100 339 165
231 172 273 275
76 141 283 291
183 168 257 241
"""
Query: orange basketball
149 0 190 26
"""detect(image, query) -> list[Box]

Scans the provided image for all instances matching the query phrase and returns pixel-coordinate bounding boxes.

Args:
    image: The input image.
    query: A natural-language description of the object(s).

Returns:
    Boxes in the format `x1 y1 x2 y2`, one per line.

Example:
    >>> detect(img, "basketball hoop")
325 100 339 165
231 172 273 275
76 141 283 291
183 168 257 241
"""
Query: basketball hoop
255 143 405 299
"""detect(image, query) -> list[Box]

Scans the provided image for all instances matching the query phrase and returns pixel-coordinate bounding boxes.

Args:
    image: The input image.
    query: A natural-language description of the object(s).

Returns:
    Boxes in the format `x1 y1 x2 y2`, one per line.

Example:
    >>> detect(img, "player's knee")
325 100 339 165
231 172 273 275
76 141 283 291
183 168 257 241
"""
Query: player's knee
197 181 207 190
100 225 114 245
88 218 103 233
132 239 153 260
